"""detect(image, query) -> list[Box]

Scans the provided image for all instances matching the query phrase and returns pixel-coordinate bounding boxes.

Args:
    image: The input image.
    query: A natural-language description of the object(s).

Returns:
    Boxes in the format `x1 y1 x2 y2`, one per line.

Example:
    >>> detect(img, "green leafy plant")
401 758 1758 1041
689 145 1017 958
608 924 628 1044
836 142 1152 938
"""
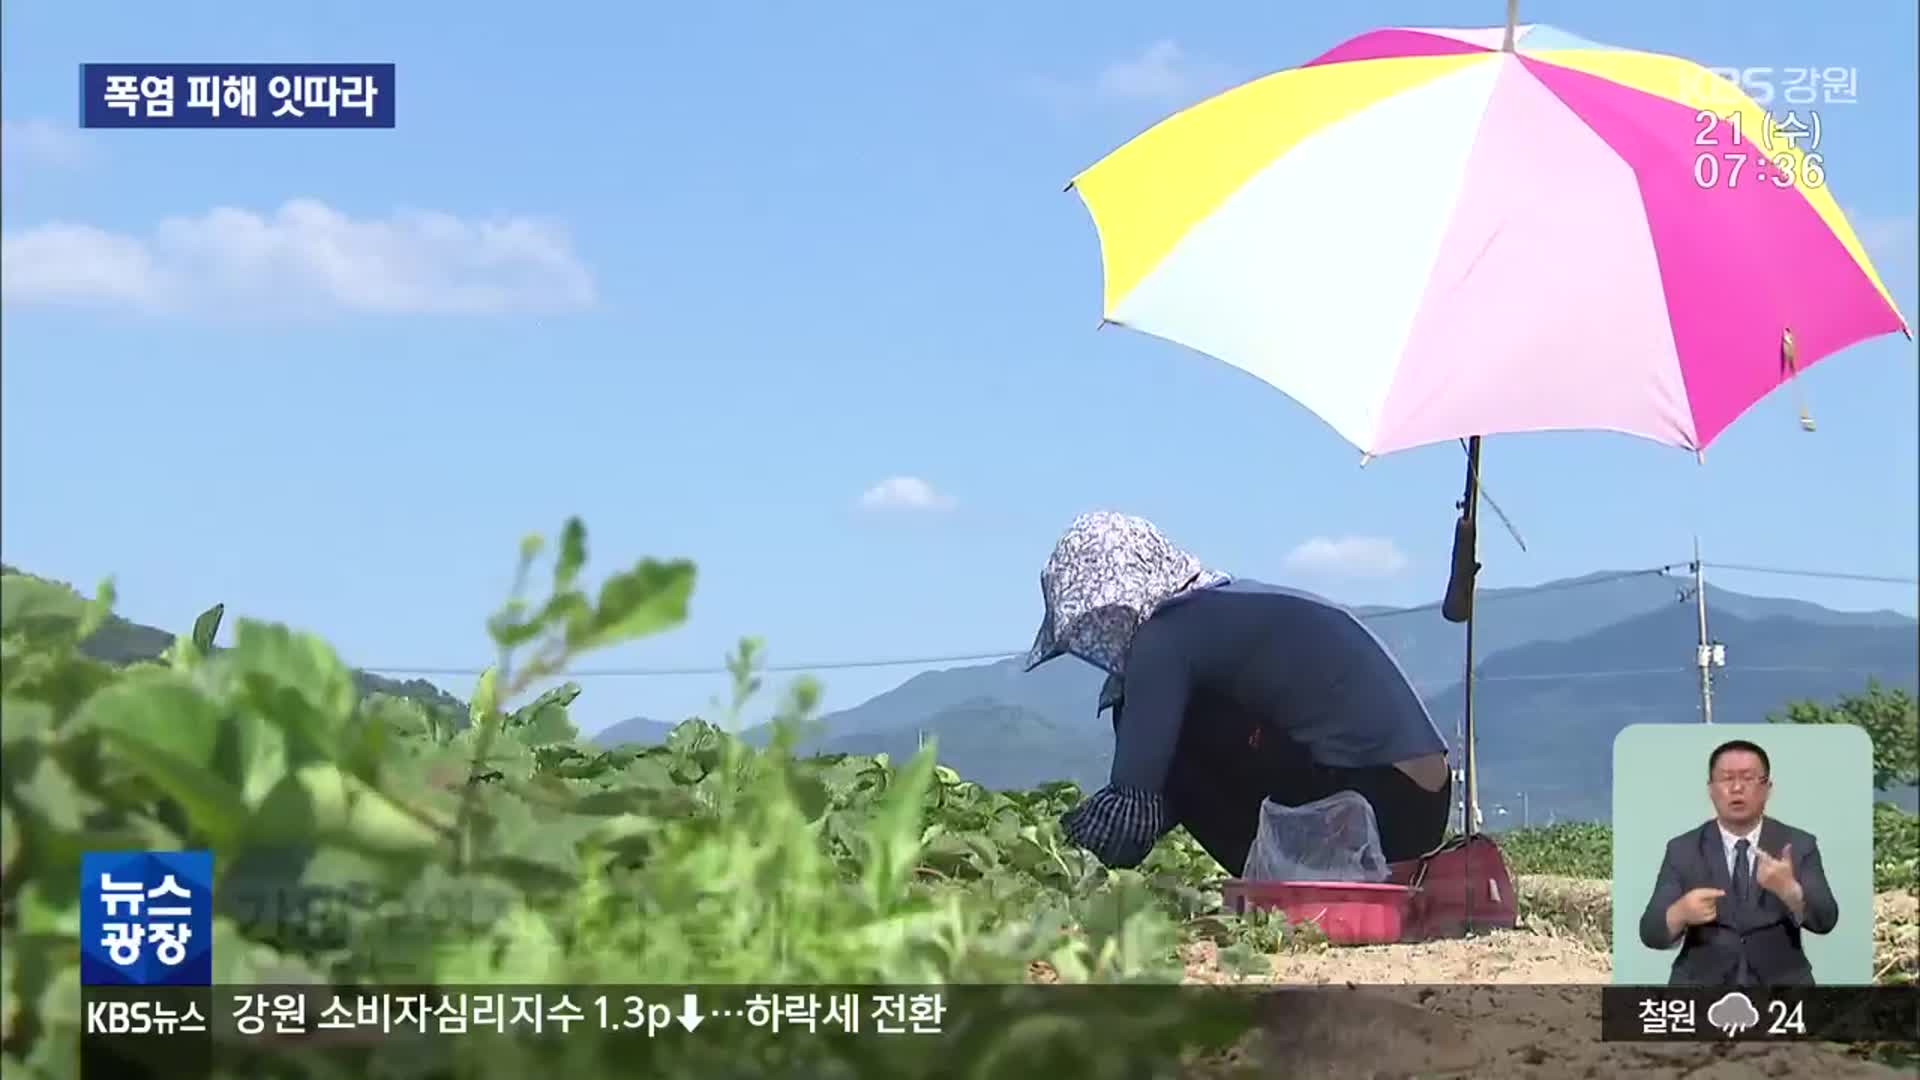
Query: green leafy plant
1769 682 1918 896
1771 680 1920 793
0 521 1255 1078
1499 814 1917 894
1872 801 1919 895
11 528 1906 1076
1496 822 1612 879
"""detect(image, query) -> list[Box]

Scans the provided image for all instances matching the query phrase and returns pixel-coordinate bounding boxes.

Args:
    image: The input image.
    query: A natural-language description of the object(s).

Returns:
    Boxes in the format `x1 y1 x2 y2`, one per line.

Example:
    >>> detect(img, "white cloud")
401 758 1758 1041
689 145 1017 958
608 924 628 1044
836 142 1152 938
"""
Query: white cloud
857 476 956 513
1282 536 1410 579
1022 40 1241 114
1094 40 1230 103
1 118 95 169
1 224 159 306
0 198 596 316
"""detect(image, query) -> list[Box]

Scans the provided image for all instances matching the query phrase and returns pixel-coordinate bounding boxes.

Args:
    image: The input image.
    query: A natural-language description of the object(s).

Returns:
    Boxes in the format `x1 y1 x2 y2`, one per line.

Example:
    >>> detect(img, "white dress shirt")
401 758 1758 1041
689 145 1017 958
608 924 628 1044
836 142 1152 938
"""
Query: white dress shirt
1718 819 1763 884
1720 818 1800 924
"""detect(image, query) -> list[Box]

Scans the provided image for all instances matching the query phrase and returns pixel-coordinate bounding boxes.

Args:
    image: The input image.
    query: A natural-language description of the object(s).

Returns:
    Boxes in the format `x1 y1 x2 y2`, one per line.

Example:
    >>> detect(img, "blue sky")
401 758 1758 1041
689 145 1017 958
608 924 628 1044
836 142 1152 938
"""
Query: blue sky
3 1 1915 733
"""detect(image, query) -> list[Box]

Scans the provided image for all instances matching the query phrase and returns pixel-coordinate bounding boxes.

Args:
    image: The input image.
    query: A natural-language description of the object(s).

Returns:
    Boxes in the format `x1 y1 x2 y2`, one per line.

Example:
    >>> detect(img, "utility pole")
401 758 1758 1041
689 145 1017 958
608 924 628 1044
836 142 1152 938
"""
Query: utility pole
1686 537 1727 723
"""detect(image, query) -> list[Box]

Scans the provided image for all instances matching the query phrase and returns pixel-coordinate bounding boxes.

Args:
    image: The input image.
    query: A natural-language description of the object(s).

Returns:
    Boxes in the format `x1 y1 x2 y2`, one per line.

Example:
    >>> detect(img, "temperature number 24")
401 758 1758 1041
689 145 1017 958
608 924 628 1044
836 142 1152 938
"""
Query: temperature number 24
1765 999 1807 1037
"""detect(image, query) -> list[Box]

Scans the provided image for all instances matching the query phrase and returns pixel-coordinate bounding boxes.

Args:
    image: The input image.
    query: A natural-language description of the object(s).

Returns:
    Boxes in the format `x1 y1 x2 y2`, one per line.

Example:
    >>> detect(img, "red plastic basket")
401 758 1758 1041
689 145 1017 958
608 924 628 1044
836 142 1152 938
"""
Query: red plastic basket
1218 880 1418 945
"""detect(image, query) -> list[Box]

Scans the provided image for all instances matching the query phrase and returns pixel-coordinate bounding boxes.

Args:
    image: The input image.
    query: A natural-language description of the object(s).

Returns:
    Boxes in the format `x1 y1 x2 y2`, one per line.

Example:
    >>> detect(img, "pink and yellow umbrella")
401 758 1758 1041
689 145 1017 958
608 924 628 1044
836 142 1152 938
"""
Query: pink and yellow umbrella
1069 20 1910 458
1065 13 1911 850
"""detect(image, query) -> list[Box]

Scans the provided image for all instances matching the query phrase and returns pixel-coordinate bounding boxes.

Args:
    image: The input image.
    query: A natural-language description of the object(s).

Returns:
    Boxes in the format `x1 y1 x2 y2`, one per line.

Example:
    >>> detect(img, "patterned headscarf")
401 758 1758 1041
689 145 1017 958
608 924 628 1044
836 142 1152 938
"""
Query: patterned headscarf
1024 512 1229 709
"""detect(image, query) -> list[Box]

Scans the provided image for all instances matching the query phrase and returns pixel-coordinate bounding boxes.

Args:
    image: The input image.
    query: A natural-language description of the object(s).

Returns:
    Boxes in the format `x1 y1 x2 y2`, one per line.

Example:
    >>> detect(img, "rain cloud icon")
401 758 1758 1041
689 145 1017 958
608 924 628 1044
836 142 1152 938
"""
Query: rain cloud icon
1707 992 1760 1037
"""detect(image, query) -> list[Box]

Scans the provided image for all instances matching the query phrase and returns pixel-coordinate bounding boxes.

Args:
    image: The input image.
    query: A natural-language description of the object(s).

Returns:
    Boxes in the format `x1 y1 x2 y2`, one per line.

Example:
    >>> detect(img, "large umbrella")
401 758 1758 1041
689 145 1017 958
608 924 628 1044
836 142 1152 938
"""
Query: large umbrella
1064 8 1910 882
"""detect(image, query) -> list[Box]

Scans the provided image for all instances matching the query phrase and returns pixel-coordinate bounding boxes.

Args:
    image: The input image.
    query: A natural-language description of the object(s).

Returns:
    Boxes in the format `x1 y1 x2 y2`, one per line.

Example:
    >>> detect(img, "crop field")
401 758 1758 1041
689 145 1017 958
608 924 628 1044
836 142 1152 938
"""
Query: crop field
3 522 1914 1077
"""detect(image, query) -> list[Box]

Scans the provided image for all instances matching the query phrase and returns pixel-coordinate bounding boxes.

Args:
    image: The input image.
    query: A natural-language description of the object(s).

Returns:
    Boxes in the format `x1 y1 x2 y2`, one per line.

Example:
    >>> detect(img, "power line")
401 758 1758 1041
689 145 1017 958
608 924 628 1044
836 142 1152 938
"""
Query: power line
1359 564 1685 621
357 562 1689 680
369 652 1024 679
368 659 1896 687
1449 666 1692 686
1702 561 1920 586
351 560 1916 683
1414 663 1893 691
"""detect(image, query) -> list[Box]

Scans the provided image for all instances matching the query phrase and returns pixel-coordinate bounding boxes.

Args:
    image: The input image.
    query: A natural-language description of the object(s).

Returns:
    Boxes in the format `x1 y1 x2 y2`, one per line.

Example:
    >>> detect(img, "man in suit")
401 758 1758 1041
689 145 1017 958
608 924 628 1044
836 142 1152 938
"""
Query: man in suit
1638 739 1840 986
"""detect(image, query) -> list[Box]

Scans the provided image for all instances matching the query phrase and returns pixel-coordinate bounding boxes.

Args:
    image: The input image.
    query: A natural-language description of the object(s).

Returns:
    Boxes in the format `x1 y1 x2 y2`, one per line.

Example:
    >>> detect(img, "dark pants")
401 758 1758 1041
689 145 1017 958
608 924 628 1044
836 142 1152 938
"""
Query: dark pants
1160 706 1452 877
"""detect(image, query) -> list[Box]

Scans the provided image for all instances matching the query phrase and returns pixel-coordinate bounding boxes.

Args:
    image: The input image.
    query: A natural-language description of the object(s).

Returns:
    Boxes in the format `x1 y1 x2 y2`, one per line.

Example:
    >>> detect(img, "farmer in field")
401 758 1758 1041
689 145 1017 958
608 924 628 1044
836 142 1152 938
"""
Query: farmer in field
1023 511 1453 874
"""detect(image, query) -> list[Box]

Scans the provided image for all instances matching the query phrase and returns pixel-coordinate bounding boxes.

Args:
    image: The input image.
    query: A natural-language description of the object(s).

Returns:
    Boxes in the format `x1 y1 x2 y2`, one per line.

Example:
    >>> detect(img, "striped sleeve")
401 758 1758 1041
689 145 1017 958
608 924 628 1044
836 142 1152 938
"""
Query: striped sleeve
1060 786 1172 869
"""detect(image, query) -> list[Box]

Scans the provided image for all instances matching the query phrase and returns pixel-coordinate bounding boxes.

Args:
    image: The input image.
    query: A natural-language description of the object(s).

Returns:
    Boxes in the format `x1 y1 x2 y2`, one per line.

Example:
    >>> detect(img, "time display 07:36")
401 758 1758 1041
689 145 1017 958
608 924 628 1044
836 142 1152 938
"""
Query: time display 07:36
1691 110 1826 191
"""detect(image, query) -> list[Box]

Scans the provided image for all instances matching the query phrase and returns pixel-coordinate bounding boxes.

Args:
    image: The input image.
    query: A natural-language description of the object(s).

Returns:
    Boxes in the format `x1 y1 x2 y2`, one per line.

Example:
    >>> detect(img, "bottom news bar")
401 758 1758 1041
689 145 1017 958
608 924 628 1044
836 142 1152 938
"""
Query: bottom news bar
84 985 948 1039
75 983 1918 1079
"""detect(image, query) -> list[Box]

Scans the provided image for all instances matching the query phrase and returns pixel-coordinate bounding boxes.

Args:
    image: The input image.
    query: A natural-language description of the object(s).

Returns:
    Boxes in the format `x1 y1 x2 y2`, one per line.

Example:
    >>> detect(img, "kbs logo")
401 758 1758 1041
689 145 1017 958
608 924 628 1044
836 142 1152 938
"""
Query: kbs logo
85 998 207 1035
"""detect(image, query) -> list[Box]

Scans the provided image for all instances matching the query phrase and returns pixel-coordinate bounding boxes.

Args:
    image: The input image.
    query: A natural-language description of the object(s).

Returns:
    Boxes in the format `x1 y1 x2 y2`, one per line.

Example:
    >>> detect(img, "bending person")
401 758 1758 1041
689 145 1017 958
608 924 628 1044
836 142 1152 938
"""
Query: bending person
1024 511 1454 874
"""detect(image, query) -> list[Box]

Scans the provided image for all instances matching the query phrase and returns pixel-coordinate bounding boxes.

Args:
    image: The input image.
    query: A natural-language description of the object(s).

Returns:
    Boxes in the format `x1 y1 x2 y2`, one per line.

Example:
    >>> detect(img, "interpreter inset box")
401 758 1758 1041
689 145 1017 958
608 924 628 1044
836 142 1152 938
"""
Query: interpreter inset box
1610 723 1872 986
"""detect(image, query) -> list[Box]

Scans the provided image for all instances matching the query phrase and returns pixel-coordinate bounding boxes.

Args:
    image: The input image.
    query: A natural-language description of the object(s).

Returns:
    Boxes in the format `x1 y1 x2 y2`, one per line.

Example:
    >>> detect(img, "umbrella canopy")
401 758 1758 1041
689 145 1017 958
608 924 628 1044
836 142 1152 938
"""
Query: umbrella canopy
1068 23 1911 458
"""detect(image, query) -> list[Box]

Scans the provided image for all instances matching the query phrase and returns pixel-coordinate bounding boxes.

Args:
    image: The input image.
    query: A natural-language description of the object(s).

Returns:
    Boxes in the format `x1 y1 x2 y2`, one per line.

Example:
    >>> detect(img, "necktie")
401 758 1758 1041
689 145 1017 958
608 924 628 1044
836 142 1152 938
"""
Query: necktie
1730 839 1752 911
1730 838 1754 985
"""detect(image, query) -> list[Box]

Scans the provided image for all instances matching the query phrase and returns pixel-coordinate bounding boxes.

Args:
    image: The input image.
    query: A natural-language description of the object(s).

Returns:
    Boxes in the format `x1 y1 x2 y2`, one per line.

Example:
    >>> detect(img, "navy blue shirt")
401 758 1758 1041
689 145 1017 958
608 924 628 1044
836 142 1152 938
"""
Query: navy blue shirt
1108 579 1448 792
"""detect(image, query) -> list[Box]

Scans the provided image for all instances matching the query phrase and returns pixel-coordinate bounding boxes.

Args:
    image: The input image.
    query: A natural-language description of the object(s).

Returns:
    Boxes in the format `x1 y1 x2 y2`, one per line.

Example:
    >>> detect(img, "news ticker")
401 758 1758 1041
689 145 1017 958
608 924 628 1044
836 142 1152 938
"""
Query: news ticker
86 985 946 1040
83 984 1918 1045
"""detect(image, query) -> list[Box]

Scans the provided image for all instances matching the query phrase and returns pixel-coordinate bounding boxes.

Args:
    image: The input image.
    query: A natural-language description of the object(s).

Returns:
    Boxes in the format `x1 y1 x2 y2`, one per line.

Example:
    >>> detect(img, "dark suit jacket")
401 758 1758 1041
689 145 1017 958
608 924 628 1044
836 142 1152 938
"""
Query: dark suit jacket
1637 818 1839 986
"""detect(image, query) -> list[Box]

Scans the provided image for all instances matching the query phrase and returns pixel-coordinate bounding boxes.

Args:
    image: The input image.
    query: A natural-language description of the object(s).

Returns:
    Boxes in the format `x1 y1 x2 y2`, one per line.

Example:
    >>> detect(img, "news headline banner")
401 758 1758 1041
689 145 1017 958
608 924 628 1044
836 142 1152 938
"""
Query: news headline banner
81 984 1918 1073
79 64 395 128
84 984 1920 1043
79 983 1201 1079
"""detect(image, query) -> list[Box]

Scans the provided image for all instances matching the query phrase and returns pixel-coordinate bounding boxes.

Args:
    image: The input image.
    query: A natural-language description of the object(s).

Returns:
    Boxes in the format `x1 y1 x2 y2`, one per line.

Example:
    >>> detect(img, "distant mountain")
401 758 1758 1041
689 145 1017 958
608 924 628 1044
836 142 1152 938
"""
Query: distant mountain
727 575 1916 822
78 613 468 718
595 716 680 747
740 570 1914 748
1355 571 1913 690
780 650 1105 747
19 561 1911 823
2 565 467 720
817 701 1112 792
1436 604 1920 823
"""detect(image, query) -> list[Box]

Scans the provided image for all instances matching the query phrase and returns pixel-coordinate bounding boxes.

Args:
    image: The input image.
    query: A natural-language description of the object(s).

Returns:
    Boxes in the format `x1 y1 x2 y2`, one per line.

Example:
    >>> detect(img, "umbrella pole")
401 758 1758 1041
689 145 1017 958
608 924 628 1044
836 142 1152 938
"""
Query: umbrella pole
1460 0 1504 891
1441 435 1485 931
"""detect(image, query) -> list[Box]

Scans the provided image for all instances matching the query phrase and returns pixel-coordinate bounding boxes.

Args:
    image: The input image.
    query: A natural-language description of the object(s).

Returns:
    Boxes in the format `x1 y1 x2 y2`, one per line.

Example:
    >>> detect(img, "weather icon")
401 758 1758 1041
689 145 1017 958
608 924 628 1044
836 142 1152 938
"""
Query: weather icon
1707 992 1760 1037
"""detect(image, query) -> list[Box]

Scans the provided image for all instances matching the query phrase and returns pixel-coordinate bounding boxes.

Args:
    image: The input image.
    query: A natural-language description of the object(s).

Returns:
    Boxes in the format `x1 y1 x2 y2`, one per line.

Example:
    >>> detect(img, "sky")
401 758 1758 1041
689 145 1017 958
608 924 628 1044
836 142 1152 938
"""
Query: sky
3 1 1916 734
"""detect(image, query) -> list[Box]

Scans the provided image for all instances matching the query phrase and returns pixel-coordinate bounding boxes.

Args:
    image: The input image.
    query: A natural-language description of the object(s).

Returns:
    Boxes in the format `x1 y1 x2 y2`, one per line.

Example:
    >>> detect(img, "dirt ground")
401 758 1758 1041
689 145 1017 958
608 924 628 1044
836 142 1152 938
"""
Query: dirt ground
1170 878 1918 1079
1180 930 1613 985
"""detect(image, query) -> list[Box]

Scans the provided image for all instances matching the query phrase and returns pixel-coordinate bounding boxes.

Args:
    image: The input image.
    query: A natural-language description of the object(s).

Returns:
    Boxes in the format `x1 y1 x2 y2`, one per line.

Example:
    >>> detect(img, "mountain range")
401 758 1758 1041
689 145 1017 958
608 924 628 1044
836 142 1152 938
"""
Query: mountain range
595 571 1917 822
2 563 470 718
12 561 1909 825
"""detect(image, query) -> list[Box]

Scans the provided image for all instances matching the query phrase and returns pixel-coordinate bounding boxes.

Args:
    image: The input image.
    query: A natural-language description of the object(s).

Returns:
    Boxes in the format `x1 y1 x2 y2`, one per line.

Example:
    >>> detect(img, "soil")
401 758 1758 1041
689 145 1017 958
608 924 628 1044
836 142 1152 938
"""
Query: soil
1168 879 1918 1079
1180 983 1910 1079
1179 930 1612 986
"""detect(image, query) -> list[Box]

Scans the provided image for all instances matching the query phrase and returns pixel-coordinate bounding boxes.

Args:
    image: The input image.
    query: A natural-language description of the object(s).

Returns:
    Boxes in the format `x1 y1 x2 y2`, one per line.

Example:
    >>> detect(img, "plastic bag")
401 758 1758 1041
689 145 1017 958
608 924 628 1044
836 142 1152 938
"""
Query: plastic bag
1242 790 1390 883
